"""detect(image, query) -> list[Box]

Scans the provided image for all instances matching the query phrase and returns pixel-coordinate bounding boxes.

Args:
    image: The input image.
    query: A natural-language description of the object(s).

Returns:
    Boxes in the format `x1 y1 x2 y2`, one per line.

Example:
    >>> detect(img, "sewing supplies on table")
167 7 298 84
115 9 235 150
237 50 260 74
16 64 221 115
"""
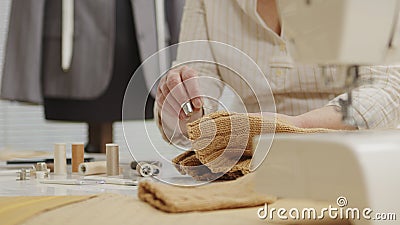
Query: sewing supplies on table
7 142 163 187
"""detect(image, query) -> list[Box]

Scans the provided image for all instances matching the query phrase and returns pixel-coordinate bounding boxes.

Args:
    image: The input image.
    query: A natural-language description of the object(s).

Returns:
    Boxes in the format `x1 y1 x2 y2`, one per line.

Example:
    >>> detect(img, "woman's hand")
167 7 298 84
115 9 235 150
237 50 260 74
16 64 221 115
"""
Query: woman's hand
156 66 203 120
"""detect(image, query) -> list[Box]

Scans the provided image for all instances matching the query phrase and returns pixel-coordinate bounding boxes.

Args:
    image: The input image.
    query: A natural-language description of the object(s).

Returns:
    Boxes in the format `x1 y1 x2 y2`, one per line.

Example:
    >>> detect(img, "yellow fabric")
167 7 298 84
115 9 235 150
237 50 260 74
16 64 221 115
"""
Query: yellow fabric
0 195 96 225
20 194 351 225
0 150 50 161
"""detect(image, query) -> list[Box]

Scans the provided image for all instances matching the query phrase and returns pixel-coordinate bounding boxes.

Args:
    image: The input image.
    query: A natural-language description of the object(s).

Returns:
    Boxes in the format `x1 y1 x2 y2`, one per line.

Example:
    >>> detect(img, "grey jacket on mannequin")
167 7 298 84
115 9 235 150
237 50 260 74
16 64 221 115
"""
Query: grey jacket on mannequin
0 0 184 104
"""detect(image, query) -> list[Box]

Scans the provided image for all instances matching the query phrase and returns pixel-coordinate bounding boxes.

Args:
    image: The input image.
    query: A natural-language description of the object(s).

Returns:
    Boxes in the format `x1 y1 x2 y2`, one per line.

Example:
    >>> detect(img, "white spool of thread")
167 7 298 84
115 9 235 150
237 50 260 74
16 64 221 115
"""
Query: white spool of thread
78 161 107 175
54 143 67 175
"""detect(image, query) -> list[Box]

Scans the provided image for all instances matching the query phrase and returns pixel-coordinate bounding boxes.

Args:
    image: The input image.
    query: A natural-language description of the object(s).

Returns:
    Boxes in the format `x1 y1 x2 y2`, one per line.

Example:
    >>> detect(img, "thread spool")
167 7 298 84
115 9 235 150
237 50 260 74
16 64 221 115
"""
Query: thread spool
130 161 162 170
72 143 84 173
54 143 67 175
106 143 119 176
35 162 47 171
36 171 49 179
16 169 28 181
78 161 107 175
136 162 160 177
32 162 49 179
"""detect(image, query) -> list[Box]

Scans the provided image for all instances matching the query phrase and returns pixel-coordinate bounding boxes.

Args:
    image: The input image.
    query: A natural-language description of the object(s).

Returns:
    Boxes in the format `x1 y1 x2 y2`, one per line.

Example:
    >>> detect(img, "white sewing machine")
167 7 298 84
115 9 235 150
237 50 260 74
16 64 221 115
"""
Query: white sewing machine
277 0 400 123
255 1 400 225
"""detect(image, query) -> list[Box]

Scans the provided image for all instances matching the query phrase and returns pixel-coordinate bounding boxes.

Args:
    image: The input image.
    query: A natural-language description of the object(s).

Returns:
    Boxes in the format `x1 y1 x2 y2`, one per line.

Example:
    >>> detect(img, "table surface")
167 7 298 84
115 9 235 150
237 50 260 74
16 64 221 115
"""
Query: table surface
0 156 199 197
0 120 197 197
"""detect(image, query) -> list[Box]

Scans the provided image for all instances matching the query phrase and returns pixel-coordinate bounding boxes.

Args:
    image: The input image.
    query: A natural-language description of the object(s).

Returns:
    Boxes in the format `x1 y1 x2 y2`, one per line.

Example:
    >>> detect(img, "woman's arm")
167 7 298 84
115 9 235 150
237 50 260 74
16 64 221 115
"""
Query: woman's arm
291 106 357 130
154 0 224 146
287 66 400 130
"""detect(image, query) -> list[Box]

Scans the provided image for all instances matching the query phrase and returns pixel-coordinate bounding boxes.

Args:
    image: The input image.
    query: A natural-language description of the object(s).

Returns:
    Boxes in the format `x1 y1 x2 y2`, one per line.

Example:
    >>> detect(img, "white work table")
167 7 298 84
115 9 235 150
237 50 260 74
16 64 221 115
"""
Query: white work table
0 120 193 197
0 173 139 196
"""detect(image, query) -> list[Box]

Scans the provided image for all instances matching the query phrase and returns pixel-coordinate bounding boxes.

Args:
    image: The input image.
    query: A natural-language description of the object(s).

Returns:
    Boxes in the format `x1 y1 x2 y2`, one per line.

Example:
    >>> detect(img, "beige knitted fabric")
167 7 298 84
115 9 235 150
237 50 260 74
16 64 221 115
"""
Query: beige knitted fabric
173 111 333 181
138 174 276 213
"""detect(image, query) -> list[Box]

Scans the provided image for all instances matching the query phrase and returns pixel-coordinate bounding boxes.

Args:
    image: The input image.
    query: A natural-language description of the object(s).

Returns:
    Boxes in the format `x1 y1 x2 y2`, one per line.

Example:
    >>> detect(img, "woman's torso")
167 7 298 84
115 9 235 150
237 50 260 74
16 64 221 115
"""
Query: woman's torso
202 0 347 115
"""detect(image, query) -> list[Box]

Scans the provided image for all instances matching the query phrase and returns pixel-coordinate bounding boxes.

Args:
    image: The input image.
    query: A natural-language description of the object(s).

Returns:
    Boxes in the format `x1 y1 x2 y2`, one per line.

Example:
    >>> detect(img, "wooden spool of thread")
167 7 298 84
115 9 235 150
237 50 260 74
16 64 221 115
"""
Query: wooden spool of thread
72 143 84 173
79 161 107 175
106 143 119 176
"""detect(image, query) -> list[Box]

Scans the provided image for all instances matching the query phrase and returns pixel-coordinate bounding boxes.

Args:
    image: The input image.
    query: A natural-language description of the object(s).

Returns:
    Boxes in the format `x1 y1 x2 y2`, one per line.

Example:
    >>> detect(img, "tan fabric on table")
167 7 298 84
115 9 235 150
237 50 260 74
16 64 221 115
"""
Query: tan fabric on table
0 150 50 161
21 194 351 225
173 111 333 181
0 195 96 225
138 173 276 213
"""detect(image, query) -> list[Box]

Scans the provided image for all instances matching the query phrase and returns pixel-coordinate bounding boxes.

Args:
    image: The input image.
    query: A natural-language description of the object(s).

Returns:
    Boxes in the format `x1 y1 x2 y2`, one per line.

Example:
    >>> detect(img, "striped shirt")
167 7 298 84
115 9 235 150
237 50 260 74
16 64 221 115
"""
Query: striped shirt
155 0 400 145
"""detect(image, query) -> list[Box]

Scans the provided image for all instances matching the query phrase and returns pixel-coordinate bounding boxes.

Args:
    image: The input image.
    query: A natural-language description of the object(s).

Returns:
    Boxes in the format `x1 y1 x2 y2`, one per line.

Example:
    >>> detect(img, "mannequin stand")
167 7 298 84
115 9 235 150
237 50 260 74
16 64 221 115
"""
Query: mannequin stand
85 122 113 153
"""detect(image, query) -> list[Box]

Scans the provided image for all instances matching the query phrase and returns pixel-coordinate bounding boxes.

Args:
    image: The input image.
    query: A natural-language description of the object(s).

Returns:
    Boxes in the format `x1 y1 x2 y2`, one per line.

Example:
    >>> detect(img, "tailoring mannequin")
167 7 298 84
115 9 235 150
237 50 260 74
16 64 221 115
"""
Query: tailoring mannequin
42 0 149 153
1 0 184 153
